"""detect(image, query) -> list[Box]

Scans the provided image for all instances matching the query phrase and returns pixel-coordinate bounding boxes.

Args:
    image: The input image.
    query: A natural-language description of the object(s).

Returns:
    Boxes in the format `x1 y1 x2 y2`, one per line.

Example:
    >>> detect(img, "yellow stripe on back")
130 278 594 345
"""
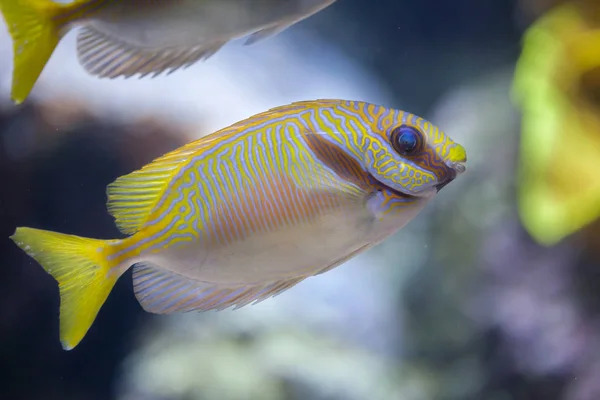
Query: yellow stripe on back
106 138 209 235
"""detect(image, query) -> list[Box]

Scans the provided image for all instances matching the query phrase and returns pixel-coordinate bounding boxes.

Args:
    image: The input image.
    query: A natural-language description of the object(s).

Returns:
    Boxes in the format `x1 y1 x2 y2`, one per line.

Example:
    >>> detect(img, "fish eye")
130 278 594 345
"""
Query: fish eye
390 126 422 156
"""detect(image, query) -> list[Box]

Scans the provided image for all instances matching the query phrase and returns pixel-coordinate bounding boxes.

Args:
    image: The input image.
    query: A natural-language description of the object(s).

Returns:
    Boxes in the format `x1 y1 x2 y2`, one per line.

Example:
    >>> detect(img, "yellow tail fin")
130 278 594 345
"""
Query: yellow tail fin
0 0 75 104
10 227 120 350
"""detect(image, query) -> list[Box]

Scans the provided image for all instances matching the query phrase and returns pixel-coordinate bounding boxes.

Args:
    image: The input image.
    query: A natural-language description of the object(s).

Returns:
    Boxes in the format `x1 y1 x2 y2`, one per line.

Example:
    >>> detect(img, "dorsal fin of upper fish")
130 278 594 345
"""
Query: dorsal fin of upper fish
132 263 307 314
106 136 209 235
76 27 226 79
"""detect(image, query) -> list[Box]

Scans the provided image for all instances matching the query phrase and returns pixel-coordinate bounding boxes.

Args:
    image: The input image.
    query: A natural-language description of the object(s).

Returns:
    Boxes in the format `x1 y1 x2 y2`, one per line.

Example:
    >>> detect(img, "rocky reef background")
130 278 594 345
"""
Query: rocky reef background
1 0 598 399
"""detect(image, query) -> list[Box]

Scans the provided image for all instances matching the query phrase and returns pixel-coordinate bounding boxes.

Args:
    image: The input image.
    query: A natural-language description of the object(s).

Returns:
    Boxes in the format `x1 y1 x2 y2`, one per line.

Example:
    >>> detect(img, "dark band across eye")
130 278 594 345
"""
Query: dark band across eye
390 126 423 156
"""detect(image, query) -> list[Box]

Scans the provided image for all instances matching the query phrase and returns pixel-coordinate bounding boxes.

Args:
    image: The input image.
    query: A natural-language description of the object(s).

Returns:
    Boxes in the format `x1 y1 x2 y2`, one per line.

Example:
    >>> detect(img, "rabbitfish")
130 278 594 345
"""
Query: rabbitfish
0 0 336 103
10 99 467 350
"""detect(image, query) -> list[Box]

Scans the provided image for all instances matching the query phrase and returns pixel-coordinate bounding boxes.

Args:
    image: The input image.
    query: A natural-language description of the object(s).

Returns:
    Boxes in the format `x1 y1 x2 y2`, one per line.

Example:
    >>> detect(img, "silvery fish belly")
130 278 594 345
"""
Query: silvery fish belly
10 99 466 350
90 0 336 48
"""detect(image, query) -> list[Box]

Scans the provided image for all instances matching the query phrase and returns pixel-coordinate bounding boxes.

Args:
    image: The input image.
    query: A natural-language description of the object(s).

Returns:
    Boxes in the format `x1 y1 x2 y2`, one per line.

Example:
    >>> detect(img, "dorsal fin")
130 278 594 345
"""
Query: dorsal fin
76 27 225 79
106 137 209 235
266 99 346 114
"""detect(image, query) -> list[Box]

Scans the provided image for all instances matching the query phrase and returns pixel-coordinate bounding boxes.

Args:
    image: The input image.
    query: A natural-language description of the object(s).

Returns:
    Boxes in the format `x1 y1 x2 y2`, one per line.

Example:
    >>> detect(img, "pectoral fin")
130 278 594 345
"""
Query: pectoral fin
290 131 372 201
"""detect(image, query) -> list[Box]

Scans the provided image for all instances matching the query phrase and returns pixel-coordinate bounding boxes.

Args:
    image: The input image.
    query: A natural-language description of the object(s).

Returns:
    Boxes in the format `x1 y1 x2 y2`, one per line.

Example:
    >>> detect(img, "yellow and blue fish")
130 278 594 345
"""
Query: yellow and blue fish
10 99 467 350
0 0 337 104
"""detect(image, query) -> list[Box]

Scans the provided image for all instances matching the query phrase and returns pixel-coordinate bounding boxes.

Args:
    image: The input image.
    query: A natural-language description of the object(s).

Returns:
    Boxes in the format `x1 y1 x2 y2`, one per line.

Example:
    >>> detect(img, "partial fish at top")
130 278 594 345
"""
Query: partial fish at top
0 0 337 104
10 99 467 350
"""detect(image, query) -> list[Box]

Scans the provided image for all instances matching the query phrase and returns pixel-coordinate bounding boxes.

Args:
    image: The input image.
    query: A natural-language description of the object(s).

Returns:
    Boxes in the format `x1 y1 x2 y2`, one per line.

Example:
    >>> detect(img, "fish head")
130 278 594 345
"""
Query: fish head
364 110 467 198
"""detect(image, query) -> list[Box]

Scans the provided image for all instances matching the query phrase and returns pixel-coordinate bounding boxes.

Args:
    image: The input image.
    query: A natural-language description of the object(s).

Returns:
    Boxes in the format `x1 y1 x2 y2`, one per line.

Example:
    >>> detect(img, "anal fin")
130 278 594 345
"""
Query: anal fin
76 27 225 79
244 22 294 46
132 263 306 314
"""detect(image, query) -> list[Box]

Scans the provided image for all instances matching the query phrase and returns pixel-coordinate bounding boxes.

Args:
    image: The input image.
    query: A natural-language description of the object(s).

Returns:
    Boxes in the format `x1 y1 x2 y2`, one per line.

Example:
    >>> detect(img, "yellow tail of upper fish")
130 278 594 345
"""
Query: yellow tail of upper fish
0 0 84 104
10 227 120 350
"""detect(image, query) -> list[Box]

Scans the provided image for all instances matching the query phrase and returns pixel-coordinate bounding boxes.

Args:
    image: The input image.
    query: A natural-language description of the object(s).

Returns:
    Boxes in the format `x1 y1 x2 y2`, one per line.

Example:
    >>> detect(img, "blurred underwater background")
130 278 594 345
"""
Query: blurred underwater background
2 0 600 399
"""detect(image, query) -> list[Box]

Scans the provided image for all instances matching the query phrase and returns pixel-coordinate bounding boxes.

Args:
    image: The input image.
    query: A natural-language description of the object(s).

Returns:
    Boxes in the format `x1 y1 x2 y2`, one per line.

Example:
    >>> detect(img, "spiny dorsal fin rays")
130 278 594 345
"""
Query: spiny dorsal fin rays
77 27 226 79
205 100 348 134
264 99 347 115
106 135 213 235
132 263 306 314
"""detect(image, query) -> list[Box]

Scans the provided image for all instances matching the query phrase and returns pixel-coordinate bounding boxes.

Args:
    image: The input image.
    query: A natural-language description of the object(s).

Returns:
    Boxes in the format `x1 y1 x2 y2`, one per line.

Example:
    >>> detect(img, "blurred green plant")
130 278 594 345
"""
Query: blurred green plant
513 1 600 246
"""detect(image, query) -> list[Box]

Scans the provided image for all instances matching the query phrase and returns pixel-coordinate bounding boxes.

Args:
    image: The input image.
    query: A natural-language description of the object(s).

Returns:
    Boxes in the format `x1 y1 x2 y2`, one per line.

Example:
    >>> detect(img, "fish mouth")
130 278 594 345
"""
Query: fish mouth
435 160 466 192
435 158 466 192
435 178 454 192
453 162 467 174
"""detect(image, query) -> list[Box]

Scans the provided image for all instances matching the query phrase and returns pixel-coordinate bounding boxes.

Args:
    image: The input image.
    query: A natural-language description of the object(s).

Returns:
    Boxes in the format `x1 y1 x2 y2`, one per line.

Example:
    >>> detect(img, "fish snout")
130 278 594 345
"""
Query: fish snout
446 143 467 174
435 155 467 192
